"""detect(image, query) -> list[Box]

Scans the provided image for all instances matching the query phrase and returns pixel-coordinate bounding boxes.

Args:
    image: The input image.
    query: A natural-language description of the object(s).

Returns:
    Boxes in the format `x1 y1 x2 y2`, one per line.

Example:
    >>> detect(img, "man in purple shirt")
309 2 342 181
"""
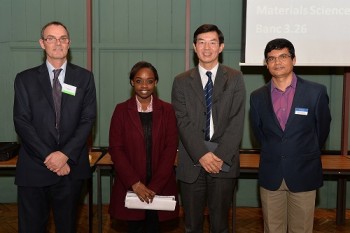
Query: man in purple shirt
250 38 331 233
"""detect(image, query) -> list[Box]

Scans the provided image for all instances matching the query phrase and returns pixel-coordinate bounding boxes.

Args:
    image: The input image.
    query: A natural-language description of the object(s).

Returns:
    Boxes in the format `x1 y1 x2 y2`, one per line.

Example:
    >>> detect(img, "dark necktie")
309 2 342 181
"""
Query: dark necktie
204 71 213 141
52 69 62 129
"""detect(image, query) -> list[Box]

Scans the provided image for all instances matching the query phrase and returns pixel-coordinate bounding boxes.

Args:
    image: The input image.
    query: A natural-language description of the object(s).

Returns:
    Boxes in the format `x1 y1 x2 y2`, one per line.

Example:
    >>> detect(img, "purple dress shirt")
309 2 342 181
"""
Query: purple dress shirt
271 74 297 130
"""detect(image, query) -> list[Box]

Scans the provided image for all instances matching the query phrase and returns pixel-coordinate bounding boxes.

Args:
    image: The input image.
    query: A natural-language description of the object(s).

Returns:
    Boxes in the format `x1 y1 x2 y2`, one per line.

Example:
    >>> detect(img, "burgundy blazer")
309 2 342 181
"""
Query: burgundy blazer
108 95 179 221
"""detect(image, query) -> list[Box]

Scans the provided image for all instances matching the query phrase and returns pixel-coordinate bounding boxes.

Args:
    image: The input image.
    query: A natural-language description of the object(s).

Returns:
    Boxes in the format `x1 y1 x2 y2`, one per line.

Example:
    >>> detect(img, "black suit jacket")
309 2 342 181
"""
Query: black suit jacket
13 62 97 187
250 76 331 192
172 64 246 183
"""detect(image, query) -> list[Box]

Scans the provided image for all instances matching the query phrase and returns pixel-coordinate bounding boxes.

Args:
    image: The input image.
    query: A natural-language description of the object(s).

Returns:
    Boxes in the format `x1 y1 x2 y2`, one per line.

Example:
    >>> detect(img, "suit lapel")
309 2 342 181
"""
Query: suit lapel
189 66 228 107
189 68 206 107
37 64 55 112
62 63 78 86
127 98 144 136
264 82 284 132
212 65 227 104
266 77 304 133
61 63 76 108
284 77 304 131
151 97 162 144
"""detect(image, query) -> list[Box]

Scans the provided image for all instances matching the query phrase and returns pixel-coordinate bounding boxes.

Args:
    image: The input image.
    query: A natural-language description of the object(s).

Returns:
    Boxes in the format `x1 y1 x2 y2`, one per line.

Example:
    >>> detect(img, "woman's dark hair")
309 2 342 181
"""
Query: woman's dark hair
193 24 224 45
129 61 159 85
264 38 295 60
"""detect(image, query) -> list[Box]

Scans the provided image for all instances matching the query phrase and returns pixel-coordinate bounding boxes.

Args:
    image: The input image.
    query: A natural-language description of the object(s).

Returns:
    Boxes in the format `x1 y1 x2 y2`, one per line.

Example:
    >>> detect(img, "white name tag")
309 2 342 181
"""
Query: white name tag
295 107 308 116
62 83 77 96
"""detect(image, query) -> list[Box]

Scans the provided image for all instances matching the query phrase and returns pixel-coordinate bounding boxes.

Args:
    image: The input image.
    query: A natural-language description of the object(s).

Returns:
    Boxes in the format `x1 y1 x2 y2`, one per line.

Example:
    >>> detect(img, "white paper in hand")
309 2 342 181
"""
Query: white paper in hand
125 191 176 211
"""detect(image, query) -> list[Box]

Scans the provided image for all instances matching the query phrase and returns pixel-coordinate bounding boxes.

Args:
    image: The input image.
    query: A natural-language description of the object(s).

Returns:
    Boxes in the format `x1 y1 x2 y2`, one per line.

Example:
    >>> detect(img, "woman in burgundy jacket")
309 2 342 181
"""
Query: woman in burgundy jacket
108 61 179 233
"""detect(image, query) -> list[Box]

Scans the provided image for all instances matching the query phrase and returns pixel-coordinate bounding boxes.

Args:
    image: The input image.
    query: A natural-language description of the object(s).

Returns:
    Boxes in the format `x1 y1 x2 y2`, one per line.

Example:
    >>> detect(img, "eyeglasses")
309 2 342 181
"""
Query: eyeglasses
266 54 291 63
43 36 70 44
196 40 219 48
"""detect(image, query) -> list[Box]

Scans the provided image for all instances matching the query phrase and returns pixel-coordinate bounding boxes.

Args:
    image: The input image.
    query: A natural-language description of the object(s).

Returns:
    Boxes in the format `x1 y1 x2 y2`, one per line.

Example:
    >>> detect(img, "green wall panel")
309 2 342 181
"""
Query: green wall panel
0 0 12 42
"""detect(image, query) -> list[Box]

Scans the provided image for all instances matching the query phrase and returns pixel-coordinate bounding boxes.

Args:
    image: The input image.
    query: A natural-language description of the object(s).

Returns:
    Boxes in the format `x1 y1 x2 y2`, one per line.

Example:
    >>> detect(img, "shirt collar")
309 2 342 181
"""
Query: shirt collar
46 60 67 84
136 95 153 113
46 60 67 74
271 73 297 93
198 63 219 86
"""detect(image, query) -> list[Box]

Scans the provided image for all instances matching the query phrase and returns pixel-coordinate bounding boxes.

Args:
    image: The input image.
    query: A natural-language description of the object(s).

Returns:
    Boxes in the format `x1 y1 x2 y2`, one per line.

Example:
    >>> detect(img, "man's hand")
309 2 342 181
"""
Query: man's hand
56 163 71 176
199 152 223 173
44 151 69 173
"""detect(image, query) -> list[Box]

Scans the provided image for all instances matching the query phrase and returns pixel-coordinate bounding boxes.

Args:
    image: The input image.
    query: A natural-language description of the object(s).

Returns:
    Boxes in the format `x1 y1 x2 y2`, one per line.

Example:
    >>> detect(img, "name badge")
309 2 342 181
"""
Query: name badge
62 83 77 96
295 107 308 116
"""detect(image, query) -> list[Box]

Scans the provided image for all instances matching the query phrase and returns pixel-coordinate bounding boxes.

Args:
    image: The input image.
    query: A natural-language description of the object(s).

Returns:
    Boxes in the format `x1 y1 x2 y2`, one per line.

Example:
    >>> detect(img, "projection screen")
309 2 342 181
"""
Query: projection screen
241 0 350 66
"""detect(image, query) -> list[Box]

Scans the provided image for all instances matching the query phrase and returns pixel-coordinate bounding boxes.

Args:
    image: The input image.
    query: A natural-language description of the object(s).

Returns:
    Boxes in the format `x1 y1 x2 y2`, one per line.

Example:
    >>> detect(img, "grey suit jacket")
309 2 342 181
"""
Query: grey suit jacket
171 64 246 183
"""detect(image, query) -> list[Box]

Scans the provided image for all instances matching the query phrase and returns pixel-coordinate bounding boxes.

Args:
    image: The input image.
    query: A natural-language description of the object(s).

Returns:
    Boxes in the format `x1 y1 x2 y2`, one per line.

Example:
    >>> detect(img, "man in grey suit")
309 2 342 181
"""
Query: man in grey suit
171 24 246 233
13 21 96 233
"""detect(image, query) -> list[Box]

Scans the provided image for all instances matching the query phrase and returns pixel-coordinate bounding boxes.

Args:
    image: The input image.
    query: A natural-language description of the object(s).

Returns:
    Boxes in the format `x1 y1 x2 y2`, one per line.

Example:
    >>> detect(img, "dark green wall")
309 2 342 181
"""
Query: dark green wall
0 0 349 208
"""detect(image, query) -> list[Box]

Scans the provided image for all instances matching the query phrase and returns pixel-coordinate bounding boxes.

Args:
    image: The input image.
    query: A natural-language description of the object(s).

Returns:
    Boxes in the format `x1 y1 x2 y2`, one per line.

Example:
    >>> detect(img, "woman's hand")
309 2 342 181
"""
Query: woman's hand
132 181 156 204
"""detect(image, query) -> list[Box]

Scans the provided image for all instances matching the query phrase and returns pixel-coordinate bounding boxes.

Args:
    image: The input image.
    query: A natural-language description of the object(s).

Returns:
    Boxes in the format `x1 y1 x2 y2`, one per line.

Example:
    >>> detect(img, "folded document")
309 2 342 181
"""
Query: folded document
125 191 176 211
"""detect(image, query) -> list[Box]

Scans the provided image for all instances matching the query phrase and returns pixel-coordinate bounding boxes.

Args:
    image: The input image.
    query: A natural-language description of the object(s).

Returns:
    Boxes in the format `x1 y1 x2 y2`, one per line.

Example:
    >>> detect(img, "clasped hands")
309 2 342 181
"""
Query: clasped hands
44 151 70 176
132 181 156 204
199 152 223 174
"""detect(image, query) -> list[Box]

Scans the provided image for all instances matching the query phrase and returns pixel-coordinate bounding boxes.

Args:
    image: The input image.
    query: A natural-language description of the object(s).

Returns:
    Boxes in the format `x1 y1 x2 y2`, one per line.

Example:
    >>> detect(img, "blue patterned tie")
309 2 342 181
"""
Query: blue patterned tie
52 69 62 129
204 71 213 141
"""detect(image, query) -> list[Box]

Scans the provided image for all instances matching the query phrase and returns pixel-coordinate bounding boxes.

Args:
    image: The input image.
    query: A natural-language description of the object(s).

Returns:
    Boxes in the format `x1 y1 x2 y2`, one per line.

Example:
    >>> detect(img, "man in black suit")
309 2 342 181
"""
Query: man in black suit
250 38 331 233
171 24 246 233
13 21 96 233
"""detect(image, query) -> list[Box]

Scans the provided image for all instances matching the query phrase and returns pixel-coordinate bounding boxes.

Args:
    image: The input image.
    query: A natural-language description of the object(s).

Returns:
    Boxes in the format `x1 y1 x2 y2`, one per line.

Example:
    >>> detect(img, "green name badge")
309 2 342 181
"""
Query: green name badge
62 83 77 96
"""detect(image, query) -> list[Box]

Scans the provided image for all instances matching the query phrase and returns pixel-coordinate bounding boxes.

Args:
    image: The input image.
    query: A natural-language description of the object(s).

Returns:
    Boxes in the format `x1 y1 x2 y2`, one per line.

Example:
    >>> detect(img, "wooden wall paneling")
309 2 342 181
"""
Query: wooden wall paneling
128 0 144 44
24 1 41 40
157 0 173 43
185 0 191 70
142 0 158 43
171 51 187 80
113 0 129 43
0 14 15 141
99 0 116 43
68 0 86 43
236 179 259 206
155 52 177 103
11 1 27 41
328 74 345 150
98 51 116 146
172 0 187 44
0 1 11 42
86 0 92 71
0 177 16 202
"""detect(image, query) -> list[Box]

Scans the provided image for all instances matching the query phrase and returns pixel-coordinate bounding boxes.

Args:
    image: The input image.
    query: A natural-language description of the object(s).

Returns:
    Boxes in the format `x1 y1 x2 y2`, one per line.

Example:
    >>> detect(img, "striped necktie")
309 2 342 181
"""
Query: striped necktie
204 71 213 141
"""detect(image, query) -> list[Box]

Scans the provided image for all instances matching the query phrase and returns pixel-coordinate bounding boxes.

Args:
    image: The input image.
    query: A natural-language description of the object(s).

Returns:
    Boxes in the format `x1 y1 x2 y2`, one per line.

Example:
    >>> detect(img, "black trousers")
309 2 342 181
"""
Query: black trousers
180 169 236 233
127 210 160 233
18 176 84 233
